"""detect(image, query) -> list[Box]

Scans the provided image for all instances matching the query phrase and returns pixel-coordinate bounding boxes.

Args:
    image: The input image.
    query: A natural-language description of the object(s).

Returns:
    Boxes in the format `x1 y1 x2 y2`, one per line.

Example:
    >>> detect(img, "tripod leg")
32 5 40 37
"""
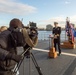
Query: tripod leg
31 52 43 75
13 47 31 73
12 47 43 75
13 55 25 74
29 50 31 75
23 58 25 75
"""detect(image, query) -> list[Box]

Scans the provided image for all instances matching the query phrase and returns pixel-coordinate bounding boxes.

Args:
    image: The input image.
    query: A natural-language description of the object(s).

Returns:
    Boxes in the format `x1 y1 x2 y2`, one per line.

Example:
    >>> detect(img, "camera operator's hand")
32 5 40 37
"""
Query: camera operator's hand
6 53 22 63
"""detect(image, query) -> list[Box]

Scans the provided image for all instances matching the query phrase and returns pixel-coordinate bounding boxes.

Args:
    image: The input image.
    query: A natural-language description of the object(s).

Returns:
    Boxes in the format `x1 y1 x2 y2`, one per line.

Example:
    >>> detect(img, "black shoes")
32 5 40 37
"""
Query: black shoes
58 53 61 56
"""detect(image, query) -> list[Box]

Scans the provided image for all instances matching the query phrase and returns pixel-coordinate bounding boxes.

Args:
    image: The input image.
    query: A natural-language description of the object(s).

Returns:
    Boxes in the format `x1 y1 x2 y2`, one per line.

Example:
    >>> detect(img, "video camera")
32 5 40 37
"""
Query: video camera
23 22 38 58
28 22 38 39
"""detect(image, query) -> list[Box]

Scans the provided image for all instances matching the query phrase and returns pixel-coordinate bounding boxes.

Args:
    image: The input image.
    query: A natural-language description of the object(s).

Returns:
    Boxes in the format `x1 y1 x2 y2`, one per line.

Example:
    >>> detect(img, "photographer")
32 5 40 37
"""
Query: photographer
0 18 38 75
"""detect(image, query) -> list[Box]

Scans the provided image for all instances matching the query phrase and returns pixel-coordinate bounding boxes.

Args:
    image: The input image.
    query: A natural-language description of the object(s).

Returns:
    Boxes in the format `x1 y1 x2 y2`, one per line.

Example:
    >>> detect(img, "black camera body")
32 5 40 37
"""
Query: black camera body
23 22 38 40
30 22 36 28
29 22 38 39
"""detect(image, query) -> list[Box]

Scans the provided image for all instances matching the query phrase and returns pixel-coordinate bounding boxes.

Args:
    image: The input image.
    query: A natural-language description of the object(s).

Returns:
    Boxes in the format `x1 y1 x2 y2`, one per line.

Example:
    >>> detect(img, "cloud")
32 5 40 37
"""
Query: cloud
0 0 37 15
70 15 76 21
39 16 65 23
65 1 71 4
38 15 76 28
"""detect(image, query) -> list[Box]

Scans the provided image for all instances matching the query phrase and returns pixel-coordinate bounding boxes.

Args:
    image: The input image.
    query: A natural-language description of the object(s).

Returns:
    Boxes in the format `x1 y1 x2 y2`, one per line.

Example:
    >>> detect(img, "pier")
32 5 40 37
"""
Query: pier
19 40 76 75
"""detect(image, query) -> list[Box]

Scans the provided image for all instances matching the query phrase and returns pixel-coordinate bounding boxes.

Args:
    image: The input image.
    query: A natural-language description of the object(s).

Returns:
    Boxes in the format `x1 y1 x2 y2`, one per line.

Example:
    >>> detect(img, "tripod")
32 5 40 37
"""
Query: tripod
13 47 43 75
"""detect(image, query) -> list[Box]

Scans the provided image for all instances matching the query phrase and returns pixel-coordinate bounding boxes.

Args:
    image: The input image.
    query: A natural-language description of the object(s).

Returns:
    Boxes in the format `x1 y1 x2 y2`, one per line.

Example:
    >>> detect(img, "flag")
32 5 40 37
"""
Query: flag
65 21 75 42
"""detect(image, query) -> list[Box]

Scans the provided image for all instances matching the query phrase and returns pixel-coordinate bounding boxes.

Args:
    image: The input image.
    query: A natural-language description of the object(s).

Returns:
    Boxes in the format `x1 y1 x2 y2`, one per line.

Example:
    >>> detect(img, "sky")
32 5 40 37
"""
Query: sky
0 0 76 28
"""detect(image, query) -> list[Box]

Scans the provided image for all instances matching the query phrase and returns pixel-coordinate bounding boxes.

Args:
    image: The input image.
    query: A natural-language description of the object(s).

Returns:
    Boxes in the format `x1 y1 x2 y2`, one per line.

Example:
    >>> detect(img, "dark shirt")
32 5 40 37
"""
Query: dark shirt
52 27 61 39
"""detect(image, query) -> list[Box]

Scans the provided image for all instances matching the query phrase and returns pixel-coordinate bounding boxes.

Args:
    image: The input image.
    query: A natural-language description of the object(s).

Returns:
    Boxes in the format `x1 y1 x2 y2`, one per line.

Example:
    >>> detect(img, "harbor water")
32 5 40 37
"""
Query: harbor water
38 30 68 41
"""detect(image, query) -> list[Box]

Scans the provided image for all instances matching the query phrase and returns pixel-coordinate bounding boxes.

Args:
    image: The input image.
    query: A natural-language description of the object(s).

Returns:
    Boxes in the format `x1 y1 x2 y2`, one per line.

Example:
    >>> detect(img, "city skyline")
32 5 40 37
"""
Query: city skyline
0 0 76 28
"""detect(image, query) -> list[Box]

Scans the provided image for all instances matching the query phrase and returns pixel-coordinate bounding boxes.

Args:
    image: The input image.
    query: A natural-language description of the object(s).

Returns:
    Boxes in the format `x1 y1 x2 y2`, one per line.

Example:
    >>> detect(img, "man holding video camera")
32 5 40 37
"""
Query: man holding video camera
0 18 38 75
